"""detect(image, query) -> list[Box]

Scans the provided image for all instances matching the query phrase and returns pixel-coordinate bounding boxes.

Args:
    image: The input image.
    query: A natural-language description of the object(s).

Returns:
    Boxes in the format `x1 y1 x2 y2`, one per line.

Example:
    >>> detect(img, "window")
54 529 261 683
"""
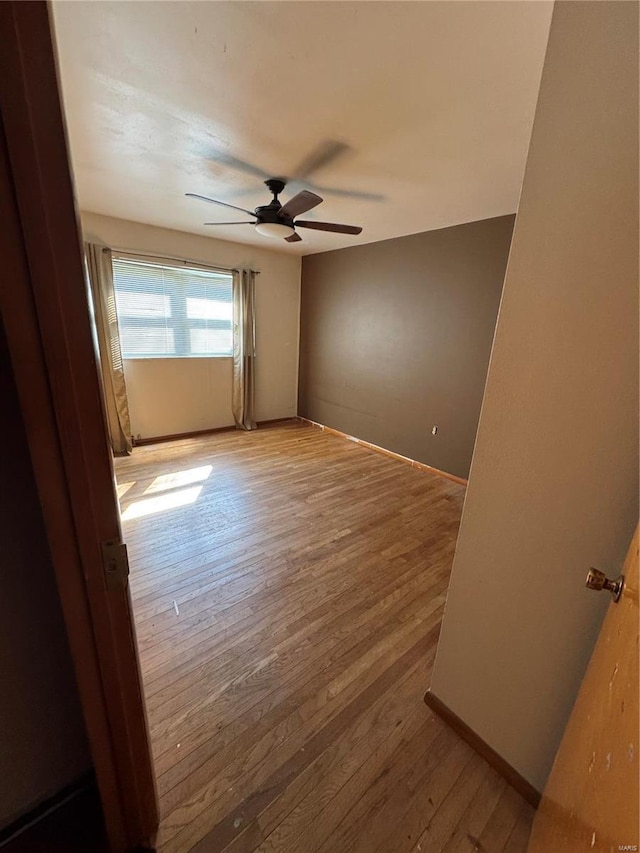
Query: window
112 256 234 358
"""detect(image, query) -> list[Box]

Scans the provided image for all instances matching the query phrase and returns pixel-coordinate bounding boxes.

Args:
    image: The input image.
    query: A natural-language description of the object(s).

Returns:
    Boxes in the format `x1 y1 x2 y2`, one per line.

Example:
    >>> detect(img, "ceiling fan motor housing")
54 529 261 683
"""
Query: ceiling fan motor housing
255 197 294 228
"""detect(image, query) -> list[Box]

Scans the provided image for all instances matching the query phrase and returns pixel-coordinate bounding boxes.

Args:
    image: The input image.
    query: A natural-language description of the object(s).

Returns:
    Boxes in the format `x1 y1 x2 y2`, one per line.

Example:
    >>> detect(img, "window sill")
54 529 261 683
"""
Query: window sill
123 355 233 361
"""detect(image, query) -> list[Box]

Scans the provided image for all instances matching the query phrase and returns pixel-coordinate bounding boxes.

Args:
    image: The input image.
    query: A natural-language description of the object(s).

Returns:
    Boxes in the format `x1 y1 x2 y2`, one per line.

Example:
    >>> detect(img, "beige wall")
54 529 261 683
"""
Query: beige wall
81 213 301 438
430 1 639 791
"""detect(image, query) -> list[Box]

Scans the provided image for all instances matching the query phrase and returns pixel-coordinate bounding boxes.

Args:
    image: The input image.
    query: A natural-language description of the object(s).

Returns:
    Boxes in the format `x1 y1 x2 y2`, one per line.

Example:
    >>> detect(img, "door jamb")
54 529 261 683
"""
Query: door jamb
0 3 158 849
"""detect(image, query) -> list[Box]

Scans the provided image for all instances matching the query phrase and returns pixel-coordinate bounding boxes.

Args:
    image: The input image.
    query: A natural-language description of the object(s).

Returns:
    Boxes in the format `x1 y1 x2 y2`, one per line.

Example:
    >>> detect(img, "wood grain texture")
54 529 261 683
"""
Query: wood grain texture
116 422 534 852
424 692 541 808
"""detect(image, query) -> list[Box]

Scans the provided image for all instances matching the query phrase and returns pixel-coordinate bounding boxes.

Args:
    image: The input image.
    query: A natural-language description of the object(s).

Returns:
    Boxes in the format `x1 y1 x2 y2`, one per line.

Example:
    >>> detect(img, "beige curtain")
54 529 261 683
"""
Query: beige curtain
84 243 132 455
232 269 257 430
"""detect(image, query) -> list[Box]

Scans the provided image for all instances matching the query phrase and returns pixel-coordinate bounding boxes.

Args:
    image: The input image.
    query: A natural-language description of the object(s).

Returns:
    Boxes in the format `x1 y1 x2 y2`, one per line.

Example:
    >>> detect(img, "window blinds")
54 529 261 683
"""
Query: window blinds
112 257 234 358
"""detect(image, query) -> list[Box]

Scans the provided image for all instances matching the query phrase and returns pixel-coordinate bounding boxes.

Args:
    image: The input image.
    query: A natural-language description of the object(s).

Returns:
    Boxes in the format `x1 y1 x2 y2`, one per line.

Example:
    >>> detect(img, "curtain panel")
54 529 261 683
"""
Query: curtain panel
232 269 257 430
84 243 132 455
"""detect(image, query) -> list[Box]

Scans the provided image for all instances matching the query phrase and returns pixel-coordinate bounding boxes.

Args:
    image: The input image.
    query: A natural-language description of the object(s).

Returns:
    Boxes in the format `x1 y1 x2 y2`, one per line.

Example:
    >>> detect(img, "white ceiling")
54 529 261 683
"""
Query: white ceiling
52 1 553 256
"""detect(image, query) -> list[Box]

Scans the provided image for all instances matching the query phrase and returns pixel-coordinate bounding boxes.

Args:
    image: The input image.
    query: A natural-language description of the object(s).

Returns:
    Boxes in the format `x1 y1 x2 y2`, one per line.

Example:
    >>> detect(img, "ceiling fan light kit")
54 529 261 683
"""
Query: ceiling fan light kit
254 221 295 239
186 177 362 244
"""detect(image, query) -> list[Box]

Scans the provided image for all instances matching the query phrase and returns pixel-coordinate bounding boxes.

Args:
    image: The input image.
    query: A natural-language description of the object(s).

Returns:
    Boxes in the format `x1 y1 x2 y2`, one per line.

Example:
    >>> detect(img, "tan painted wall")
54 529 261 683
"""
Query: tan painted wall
81 213 301 438
430 0 639 791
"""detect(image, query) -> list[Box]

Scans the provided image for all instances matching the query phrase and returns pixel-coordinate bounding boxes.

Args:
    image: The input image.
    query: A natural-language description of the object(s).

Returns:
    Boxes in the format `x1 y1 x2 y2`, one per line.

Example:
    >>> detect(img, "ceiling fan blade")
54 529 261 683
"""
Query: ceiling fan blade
279 190 323 219
203 221 255 226
292 140 350 180
214 151 271 180
285 232 302 243
295 220 362 235
309 184 385 202
186 193 257 218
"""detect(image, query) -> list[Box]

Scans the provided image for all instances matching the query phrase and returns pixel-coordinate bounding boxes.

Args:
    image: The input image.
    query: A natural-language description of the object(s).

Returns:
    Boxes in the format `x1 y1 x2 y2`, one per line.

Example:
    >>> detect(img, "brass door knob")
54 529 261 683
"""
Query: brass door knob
585 567 624 602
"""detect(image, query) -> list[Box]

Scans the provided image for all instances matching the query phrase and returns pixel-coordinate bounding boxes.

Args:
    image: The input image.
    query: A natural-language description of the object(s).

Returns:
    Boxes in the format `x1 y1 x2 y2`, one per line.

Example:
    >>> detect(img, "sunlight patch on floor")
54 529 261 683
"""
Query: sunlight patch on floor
121 485 203 520
116 481 135 499
144 465 213 495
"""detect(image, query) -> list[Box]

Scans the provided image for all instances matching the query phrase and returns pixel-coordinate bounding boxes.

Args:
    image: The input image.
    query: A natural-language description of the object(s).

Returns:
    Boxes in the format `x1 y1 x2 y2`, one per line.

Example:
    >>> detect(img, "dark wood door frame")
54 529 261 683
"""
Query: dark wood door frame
0 3 158 850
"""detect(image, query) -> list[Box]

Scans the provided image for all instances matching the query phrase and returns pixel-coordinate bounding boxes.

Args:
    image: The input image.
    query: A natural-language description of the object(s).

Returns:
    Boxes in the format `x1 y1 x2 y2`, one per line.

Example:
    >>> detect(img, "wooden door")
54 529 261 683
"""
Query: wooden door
0 2 157 850
528 525 639 852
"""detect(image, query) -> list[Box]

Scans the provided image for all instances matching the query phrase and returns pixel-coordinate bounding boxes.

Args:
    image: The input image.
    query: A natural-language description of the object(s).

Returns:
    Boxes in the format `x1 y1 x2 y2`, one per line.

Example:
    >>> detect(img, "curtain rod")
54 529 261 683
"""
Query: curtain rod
108 247 260 275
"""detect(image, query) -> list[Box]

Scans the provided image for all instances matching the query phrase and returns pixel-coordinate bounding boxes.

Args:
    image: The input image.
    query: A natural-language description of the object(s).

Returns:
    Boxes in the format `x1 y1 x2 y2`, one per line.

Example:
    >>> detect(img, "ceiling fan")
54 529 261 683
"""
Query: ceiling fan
186 178 363 243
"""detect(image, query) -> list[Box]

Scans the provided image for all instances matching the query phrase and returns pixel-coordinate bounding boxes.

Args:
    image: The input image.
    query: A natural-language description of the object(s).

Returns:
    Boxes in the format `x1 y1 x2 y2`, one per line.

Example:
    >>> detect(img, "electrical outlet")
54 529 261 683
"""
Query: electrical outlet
431 425 438 436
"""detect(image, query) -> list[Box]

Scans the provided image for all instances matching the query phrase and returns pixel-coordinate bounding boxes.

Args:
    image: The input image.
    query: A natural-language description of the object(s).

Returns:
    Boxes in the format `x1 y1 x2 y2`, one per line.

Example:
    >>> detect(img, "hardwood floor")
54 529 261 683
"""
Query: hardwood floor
115 421 534 853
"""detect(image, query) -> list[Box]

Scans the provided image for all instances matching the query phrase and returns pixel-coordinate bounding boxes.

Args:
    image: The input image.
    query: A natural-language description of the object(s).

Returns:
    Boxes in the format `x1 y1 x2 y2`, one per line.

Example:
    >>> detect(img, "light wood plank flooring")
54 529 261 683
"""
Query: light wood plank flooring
115 421 534 853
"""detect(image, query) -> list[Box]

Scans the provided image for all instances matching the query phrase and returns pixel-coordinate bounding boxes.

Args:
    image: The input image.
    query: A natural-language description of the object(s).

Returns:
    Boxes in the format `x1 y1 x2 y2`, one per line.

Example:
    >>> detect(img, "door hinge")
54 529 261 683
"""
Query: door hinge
101 539 130 590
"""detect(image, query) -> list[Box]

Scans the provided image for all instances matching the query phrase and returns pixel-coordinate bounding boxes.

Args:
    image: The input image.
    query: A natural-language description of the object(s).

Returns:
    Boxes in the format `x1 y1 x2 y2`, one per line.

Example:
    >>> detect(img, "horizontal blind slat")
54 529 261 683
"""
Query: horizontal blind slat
112 258 233 358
